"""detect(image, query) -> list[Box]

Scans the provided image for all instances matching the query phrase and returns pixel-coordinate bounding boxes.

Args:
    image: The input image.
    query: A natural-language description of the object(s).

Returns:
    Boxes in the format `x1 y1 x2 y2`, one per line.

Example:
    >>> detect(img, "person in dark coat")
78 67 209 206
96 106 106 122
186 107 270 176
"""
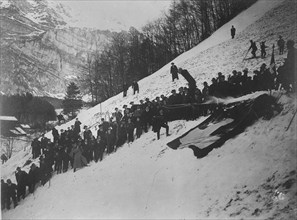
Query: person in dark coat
277 35 285 55
74 118 82 139
152 109 169 140
62 148 71 172
114 108 123 124
1 153 8 164
39 155 53 186
141 106 153 133
1 179 8 210
123 82 128 97
31 138 41 159
117 121 127 146
231 25 236 39
260 41 267 58
106 127 115 153
248 40 258 58
52 127 59 143
54 143 63 174
40 135 48 155
93 136 101 163
135 117 142 138
15 167 29 201
28 163 40 193
6 179 18 209
100 118 110 133
71 142 87 172
126 118 135 143
170 62 179 82
96 125 107 161
131 81 139 95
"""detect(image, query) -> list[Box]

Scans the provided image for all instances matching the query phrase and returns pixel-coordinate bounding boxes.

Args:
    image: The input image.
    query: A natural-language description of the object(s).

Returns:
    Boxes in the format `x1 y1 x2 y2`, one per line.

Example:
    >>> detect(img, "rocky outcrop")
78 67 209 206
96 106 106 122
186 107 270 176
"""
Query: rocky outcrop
0 0 111 96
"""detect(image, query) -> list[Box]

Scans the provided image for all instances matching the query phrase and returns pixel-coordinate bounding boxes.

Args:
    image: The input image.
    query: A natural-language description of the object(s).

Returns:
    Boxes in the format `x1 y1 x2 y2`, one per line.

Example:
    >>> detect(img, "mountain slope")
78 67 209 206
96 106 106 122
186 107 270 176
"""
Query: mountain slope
1 0 296 219
0 0 110 96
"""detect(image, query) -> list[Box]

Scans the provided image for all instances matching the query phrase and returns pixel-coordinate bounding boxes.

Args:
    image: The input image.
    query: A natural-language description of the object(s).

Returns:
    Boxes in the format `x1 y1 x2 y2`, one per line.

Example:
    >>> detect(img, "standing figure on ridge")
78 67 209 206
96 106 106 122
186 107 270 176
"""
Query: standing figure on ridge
170 62 179 82
231 25 236 39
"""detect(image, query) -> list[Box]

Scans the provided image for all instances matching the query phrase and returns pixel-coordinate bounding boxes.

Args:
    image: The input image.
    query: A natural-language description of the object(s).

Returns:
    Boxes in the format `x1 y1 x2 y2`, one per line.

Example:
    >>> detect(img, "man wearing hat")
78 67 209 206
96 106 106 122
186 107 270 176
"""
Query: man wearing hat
170 62 179 82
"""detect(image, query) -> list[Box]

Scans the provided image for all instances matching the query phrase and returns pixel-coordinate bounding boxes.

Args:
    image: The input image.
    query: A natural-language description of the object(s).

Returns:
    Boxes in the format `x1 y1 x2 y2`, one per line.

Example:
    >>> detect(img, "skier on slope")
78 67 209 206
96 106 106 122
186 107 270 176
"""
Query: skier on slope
260 41 268 58
248 40 258 58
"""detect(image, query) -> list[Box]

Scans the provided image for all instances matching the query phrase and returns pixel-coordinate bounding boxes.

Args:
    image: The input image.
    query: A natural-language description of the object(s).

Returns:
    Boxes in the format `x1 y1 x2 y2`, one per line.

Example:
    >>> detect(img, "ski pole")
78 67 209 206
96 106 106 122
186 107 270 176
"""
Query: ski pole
286 108 297 131
242 48 250 62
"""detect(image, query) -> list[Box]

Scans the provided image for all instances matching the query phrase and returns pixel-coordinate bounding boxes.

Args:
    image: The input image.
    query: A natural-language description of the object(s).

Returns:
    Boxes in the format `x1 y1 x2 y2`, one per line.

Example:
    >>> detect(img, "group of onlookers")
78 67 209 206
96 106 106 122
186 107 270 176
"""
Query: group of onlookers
1 38 295 211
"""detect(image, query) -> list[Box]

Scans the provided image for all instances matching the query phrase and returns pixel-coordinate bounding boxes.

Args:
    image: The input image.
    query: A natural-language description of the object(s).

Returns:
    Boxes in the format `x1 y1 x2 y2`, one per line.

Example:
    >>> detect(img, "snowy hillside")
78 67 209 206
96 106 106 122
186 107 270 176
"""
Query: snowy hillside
2 0 296 219
0 0 110 96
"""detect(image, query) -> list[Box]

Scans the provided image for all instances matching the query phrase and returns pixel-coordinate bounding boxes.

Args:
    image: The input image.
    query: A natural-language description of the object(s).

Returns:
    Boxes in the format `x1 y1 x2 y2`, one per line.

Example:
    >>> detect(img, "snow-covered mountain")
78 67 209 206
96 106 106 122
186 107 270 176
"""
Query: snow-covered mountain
0 0 110 97
1 0 296 219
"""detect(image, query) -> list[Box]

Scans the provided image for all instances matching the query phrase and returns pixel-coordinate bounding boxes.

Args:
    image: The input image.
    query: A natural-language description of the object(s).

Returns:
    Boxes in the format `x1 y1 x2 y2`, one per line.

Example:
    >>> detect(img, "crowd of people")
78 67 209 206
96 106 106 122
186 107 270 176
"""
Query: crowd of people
1 37 295 210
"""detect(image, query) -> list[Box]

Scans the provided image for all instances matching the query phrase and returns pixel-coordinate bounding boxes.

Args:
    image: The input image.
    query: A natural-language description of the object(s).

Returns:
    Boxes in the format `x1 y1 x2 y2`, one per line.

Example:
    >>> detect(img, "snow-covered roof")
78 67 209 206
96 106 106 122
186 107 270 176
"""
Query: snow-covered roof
0 116 18 121
20 124 31 129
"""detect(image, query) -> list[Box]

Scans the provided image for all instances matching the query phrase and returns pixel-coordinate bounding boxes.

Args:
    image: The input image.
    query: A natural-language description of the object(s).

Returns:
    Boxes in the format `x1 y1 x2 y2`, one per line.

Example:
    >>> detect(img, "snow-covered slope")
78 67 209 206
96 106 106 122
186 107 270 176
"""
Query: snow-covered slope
1 0 296 219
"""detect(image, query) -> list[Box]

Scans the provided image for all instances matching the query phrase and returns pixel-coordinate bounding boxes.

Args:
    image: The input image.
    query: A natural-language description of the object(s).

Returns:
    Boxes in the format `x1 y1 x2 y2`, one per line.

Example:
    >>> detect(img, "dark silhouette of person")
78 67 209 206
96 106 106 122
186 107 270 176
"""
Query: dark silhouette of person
260 41 267 58
123 82 128 97
231 25 236 39
248 40 258 58
131 81 139 95
277 35 285 55
170 62 179 82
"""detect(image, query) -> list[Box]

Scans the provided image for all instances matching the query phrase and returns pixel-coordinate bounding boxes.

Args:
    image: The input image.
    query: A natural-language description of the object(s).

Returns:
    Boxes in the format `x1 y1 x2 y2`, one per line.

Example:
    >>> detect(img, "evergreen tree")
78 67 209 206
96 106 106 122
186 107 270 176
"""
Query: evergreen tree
63 82 83 117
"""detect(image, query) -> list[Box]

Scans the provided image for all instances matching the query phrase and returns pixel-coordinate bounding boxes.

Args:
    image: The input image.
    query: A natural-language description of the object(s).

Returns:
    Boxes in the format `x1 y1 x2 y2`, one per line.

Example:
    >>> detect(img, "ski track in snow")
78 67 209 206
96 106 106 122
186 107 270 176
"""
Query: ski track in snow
2 0 297 219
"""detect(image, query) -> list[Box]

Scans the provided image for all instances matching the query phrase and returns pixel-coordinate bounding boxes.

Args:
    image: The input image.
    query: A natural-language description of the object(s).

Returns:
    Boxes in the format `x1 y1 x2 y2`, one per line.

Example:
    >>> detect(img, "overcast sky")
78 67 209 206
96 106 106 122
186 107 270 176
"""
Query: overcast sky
56 0 172 31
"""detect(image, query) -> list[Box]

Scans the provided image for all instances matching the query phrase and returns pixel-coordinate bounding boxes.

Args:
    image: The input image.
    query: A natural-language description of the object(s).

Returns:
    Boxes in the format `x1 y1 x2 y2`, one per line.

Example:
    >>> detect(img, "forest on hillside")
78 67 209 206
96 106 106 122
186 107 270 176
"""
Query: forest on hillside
81 0 257 103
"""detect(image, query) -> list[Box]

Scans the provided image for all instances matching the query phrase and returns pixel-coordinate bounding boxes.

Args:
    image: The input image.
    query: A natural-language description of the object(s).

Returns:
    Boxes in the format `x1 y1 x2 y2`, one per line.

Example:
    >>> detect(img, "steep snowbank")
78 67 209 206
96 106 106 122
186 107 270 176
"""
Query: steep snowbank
1 0 296 219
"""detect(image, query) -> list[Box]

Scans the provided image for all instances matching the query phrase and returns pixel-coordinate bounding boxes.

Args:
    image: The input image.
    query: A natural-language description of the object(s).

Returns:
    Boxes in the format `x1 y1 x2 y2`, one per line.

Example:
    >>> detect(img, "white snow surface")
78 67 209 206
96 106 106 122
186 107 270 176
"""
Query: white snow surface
1 0 297 219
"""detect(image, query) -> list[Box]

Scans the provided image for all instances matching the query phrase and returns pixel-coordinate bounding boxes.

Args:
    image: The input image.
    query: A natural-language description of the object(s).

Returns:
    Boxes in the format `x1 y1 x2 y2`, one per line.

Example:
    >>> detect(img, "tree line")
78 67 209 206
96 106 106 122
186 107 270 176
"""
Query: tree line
81 0 257 104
